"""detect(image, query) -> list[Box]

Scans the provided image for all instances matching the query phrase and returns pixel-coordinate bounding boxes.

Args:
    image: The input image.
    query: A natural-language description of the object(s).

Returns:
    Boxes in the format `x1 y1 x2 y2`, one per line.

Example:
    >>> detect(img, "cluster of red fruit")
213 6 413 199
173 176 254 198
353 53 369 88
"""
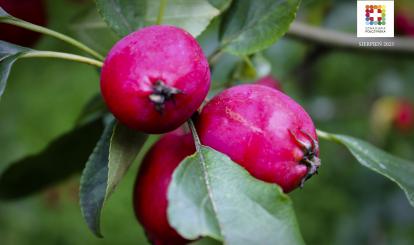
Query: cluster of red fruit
100 26 320 244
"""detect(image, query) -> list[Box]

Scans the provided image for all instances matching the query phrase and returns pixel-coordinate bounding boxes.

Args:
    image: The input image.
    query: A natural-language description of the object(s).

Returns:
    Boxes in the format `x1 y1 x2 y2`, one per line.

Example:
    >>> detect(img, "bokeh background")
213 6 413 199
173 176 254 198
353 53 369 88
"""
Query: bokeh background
1 0 414 244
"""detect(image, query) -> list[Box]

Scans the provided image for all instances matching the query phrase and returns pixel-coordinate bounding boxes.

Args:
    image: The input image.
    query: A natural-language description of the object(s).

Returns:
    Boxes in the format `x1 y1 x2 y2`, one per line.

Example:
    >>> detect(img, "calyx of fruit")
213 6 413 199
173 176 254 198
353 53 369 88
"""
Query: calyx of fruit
289 129 321 187
149 80 182 113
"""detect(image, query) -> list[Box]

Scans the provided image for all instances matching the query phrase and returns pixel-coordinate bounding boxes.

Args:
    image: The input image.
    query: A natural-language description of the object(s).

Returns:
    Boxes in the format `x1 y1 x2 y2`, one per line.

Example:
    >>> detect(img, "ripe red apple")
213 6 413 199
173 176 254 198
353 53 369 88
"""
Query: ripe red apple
0 0 47 46
101 25 210 134
133 130 195 245
196 84 320 192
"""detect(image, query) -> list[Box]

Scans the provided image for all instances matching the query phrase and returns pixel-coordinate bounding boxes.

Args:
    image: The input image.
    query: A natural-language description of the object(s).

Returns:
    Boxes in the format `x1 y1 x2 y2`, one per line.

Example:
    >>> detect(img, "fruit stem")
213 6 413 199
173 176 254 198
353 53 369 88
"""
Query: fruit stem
0 17 104 61
156 0 169 25
20 51 103 67
242 55 255 73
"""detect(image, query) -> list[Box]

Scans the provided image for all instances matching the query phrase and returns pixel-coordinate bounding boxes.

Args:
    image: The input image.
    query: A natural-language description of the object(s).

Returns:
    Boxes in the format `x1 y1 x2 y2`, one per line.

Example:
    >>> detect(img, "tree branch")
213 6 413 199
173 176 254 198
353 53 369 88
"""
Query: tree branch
287 22 414 56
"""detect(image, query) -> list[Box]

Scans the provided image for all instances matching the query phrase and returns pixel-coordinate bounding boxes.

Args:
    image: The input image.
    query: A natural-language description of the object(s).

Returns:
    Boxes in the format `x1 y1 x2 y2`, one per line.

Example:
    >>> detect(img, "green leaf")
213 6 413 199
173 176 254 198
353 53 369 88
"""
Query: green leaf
168 146 305 244
0 119 104 200
95 0 223 37
106 123 148 197
317 130 414 207
70 7 119 55
80 120 114 237
220 0 301 55
95 0 145 37
208 0 233 11
0 41 32 98
80 120 147 237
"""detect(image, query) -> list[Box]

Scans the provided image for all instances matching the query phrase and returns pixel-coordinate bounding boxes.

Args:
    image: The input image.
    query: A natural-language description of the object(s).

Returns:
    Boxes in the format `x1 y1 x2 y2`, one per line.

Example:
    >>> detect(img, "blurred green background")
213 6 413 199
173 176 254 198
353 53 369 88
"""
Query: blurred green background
1 0 414 244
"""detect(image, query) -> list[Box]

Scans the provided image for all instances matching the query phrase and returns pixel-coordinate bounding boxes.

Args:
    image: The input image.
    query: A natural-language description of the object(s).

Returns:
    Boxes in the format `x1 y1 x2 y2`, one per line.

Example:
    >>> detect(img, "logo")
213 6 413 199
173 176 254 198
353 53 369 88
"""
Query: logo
365 4 386 26
357 1 394 37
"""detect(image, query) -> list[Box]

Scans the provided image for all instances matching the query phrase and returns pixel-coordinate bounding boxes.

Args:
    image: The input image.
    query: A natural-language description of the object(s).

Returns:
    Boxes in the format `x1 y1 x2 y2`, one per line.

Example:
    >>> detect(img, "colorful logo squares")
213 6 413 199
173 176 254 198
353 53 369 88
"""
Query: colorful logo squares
365 5 386 25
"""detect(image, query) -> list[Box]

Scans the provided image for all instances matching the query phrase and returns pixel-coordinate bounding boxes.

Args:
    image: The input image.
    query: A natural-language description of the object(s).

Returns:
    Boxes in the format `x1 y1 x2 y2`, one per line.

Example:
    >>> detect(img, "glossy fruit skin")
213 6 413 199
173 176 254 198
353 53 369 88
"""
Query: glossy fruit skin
101 25 210 134
394 100 414 132
0 0 47 46
255 75 282 91
196 84 319 192
133 130 195 245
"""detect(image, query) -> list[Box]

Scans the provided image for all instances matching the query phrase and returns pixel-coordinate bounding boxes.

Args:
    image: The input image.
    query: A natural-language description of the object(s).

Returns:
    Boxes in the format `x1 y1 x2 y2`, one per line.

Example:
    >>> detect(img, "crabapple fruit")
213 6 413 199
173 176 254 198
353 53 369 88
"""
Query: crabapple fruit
133 130 195 245
196 84 320 192
0 0 47 46
255 75 282 91
100 25 210 134
394 100 414 132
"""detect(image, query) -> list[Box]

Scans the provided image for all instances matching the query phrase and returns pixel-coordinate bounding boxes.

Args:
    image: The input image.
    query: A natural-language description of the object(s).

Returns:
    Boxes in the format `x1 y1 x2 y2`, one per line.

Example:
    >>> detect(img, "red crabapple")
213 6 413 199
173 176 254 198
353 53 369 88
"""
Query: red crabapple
255 75 282 91
196 84 320 192
0 0 47 46
394 100 414 132
133 130 195 245
100 25 210 134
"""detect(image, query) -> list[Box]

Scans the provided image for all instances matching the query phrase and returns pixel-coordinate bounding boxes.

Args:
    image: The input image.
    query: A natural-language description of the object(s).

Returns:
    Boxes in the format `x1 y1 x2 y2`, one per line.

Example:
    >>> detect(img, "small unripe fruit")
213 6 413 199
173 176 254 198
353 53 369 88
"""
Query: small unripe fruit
394 100 414 132
196 85 320 192
133 130 195 245
255 75 282 91
101 25 210 134
0 0 47 46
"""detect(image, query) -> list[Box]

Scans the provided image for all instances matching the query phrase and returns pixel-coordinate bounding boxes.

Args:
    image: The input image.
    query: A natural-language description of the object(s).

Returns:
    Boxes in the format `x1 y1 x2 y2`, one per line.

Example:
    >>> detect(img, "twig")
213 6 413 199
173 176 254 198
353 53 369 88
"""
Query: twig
287 22 414 56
